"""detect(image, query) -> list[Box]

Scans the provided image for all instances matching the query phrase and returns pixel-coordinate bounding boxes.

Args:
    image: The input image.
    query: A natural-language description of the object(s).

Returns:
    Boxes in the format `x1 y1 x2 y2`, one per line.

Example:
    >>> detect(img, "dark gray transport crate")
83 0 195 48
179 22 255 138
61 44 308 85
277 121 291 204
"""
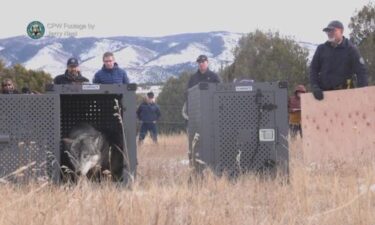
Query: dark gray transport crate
188 82 289 177
0 84 137 183
0 95 61 183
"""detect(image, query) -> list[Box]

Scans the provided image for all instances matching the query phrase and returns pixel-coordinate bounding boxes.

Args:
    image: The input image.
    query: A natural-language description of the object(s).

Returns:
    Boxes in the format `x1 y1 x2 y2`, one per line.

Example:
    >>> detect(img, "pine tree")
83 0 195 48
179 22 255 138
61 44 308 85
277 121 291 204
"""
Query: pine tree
156 72 191 134
349 2 375 84
221 30 309 92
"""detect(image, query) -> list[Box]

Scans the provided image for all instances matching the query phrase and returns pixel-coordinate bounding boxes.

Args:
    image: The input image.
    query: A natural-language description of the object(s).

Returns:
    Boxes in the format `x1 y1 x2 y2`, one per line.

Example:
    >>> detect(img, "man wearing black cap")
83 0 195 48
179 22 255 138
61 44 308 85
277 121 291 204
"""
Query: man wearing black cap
310 20 368 100
184 54 221 116
184 55 221 117
54 57 89 84
187 55 221 89
136 91 161 144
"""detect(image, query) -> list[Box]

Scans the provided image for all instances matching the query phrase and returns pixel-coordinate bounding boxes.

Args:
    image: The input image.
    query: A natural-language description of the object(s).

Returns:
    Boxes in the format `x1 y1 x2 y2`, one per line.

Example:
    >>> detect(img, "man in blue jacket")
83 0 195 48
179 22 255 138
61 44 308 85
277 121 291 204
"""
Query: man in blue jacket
137 92 161 144
310 20 368 100
93 52 130 84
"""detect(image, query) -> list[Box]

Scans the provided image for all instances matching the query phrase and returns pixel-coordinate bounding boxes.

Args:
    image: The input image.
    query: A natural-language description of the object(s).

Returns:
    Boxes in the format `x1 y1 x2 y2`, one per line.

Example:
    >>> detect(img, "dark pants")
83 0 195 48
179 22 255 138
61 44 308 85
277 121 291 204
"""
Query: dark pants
139 122 158 143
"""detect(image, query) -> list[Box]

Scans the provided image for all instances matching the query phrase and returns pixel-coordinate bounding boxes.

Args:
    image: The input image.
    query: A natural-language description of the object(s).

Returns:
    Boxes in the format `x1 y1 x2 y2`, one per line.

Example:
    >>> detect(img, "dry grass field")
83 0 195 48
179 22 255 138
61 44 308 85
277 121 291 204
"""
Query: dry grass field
0 134 374 225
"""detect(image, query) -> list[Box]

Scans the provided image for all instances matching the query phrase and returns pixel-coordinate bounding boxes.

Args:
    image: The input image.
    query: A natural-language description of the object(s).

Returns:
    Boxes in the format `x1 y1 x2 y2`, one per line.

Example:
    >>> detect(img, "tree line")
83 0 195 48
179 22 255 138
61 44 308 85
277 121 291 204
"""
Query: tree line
0 61 52 93
157 2 375 134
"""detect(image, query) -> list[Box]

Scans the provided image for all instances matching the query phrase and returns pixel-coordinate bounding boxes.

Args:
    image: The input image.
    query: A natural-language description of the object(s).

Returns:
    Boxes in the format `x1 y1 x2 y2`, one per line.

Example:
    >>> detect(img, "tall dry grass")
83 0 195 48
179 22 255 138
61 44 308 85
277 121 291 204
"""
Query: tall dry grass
0 134 374 225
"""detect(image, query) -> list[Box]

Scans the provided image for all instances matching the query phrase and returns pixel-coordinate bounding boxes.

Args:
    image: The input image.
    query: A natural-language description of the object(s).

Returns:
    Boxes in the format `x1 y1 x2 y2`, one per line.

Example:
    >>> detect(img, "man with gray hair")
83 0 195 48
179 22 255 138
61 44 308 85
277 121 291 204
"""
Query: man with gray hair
187 54 221 89
93 52 129 84
310 20 368 100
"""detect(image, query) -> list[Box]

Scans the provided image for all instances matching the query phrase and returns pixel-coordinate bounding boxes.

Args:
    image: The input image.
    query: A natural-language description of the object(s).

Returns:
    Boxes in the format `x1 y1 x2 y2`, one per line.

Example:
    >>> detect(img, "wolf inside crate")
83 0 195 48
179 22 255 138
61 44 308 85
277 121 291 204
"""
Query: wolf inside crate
62 123 124 182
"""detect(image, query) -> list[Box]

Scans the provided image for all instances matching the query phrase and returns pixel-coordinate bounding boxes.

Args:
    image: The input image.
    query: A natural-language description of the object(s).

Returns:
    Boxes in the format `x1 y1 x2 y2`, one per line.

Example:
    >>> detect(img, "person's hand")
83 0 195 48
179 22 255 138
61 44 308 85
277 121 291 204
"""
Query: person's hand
312 88 324 100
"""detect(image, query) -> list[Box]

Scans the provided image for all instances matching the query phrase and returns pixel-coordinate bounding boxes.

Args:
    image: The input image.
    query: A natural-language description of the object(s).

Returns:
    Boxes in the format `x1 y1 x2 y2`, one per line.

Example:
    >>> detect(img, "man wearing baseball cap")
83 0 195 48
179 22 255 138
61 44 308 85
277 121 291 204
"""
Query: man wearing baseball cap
187 54 221 89
309 20 368 100
136 91 161 144
54 57 89 84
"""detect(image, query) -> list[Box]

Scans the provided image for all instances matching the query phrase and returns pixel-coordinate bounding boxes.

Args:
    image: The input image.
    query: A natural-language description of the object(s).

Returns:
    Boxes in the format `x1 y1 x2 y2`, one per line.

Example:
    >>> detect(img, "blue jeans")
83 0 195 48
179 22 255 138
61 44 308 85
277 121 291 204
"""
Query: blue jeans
139 122 158 142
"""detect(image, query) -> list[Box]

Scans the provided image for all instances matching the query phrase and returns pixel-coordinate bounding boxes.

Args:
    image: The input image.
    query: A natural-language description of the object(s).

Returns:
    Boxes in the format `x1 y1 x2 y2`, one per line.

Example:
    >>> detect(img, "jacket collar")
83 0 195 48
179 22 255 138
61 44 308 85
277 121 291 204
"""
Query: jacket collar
325 36 348 49
102 62 119 72
197 68 210 75
64 70 84 80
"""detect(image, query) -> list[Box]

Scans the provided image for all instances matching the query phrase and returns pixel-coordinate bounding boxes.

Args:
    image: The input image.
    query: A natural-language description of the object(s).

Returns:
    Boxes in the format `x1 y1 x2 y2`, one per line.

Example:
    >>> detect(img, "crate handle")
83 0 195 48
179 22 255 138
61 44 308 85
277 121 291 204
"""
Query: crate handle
0 134 10 144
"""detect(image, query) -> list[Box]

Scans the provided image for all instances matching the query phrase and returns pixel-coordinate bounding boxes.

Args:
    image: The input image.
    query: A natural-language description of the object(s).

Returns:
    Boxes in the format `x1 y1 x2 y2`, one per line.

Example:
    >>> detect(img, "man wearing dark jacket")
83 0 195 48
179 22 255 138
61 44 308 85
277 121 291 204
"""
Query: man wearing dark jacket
54 58 89 84
183 54 221 119
93 52 129 84
137 92 161 144
184 55 221 163
310 20 368 100
187 55 221 89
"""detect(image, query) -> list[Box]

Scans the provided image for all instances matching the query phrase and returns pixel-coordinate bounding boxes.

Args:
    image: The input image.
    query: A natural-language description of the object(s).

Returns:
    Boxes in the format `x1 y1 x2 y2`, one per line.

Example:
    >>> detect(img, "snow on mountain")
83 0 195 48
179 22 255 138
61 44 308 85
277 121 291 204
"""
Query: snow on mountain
78 59 100 82
0 31 318 84
214 32 243 62
0 46 6 65
80 39 125 61
22 42 71 76
116 45 157 67
299 42 318 61
136 66 175 83
145 42 211 67
168 42 179 48
137 85 163 98
124 65 174 84
80 44 159 82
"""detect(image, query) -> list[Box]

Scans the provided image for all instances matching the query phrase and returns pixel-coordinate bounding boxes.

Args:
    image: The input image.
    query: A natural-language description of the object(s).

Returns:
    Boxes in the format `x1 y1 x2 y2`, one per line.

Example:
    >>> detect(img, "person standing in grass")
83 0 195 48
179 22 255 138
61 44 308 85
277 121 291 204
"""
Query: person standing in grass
137 92 161 144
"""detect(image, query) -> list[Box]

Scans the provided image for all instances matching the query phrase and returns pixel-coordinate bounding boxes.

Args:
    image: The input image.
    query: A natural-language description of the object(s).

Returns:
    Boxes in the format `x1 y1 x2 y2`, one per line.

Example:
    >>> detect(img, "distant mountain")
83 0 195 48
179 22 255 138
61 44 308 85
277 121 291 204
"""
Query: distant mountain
0 32 317 84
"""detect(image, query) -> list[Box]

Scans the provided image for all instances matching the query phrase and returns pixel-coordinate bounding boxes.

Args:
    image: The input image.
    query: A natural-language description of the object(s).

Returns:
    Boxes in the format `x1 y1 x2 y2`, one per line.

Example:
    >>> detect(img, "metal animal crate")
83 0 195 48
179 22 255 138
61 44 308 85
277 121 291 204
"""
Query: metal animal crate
0 84 137 183
188 82 289 177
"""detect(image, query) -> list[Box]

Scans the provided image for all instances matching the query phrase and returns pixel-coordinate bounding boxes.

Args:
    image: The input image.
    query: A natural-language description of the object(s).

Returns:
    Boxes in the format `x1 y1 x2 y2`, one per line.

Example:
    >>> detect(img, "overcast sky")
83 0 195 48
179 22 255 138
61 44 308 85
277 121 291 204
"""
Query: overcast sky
0 0 371 43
